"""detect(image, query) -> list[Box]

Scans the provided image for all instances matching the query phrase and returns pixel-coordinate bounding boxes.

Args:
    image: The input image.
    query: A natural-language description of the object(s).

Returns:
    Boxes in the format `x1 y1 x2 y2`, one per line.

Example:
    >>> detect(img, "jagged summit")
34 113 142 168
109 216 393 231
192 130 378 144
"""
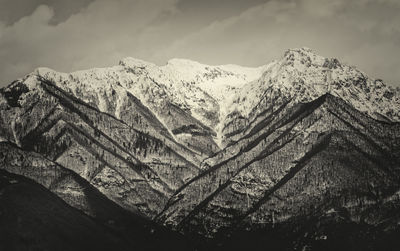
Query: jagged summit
281 47 326 68
1 48 399 152
119 57 156 69
228 47 400 124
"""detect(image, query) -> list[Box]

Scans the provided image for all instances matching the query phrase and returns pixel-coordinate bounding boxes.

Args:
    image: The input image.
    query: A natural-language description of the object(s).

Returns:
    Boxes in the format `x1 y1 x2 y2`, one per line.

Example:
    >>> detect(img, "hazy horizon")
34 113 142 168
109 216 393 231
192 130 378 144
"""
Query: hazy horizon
1 0 400 87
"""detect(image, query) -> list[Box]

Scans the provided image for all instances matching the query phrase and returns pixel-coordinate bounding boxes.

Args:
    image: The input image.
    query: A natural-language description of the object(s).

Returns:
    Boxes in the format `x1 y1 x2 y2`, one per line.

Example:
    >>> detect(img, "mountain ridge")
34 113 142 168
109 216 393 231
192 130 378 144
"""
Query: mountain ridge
1 47 400 250
5 47 397 149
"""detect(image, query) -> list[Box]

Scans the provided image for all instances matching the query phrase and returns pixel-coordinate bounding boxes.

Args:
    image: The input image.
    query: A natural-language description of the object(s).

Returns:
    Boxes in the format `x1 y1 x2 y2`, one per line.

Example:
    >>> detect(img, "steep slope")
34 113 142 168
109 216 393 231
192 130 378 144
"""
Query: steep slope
0 78 201 217
26 57 264 153
158 94 400 239
220 47 400 147
0 56 270 217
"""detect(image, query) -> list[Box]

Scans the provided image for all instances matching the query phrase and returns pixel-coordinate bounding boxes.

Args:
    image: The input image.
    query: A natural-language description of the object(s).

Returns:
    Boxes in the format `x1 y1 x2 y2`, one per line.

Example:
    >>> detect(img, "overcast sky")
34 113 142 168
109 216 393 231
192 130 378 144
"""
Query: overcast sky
0 0 399 87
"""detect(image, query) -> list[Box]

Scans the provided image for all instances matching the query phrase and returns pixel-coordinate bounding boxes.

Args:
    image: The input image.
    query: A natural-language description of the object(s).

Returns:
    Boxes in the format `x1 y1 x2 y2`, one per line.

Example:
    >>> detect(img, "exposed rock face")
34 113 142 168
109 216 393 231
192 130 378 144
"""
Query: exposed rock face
0 48 399 250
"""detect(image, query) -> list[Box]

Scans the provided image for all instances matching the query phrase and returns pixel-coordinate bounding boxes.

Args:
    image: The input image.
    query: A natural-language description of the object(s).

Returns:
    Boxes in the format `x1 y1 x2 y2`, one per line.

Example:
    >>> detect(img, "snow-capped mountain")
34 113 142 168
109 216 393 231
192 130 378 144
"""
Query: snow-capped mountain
1 48 400 250
5 47 399 150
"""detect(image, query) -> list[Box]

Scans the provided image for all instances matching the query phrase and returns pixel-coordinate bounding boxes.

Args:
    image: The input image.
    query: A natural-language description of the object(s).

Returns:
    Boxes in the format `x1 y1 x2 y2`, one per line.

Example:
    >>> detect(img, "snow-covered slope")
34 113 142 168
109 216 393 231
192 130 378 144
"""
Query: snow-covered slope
18 57 265 129
227 47 400 122
119 57 266 129
160 58 265 102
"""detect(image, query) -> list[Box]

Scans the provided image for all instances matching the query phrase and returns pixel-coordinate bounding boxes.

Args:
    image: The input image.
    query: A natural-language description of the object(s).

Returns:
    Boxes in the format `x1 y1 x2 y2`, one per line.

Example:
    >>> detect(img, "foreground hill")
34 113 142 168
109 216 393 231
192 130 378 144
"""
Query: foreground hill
0 169 131 251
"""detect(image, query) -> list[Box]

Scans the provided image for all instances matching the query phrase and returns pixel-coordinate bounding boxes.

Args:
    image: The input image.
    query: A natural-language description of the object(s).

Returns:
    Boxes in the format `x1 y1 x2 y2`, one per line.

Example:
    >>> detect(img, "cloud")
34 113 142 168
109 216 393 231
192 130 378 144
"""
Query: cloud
0 0 178 86
161 0 400 85
0 0 94 25
0 0 399 87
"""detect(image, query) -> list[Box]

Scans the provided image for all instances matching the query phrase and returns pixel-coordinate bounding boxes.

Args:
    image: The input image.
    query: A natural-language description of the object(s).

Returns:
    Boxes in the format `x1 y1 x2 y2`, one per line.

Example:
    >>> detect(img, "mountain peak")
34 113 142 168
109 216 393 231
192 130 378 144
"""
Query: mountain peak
281 47 326 69
34 67 55 76
119 57 155 69
284 46 314 55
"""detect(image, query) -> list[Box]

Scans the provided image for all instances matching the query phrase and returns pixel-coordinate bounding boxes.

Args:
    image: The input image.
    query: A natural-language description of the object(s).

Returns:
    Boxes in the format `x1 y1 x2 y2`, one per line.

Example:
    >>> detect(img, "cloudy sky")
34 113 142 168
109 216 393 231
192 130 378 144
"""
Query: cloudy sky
0 0 399 87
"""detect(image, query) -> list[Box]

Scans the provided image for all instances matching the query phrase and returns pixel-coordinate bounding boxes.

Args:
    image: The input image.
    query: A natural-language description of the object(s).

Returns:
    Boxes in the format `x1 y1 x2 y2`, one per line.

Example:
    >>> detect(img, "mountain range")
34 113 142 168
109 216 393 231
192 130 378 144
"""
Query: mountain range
1 47 399 250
